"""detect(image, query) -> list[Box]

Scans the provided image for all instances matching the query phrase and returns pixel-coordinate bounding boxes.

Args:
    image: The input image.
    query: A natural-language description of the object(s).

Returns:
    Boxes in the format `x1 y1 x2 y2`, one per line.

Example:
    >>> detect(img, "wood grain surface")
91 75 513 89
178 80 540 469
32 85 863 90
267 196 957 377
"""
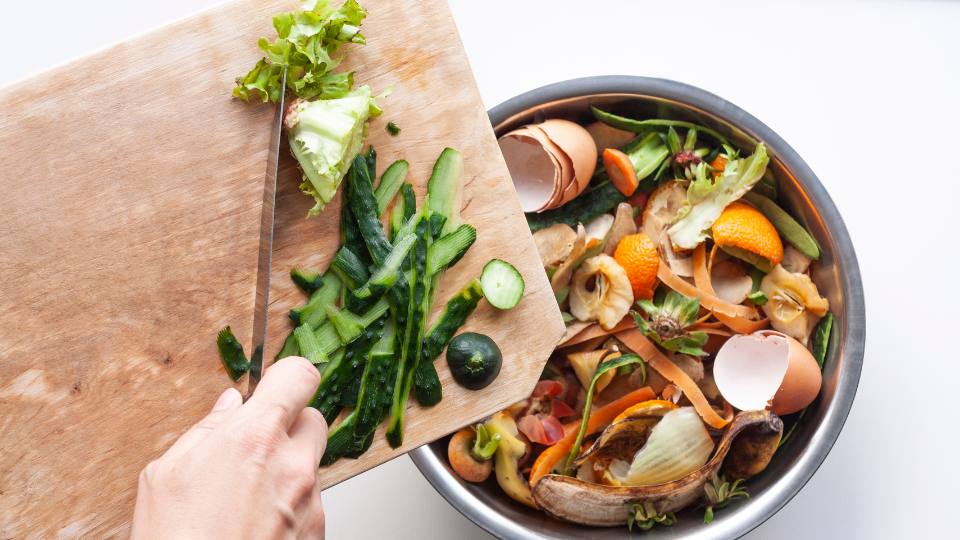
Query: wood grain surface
0 0 564 537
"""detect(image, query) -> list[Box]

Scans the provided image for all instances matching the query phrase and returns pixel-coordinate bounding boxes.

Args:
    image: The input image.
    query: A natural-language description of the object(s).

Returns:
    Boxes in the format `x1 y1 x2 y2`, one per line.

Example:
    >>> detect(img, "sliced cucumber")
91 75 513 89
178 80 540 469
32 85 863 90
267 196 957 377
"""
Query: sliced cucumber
216 326 249 381
347 155 392 265
374 159 409 216
426 147 464 236
426 224 476 276
353 233 416 299
294 324 328 365
330 245 370 289
480 259 524 310
289 273 341 327
327 298 390 345
275 330 300 360
290 267 323 295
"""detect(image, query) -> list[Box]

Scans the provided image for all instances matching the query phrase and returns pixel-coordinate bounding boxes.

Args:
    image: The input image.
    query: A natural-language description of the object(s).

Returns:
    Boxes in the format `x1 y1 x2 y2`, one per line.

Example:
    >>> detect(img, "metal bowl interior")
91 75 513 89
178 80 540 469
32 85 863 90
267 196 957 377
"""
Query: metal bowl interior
411 76 865 539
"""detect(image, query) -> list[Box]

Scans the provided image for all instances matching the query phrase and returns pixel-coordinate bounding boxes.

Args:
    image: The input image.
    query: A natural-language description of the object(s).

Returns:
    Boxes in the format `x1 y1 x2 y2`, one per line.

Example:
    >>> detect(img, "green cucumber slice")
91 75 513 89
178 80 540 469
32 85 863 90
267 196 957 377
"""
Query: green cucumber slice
480 259 524 310
374 159 409 216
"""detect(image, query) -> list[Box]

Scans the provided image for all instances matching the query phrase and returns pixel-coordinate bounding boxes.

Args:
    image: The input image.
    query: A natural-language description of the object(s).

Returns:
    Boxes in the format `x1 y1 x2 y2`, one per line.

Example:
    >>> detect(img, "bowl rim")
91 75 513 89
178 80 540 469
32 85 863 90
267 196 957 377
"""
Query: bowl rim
411 75 865 539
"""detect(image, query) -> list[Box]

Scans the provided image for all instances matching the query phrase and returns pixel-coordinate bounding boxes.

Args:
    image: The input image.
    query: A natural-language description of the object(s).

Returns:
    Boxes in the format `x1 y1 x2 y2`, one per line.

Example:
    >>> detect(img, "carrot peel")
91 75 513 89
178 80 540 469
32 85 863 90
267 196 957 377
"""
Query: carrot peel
615 328 731 429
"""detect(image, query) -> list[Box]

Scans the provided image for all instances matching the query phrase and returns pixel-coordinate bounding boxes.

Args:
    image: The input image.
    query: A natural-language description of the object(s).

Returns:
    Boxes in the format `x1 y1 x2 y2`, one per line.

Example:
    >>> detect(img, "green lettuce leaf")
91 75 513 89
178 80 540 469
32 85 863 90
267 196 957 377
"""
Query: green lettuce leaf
287 86 375 215
233 0 368 102
667 143 769 249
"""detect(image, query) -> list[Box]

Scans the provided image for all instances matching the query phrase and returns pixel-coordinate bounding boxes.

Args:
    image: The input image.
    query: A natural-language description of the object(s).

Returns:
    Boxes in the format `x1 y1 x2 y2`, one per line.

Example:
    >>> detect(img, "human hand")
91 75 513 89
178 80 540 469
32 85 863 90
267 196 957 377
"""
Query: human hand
131 356 327 540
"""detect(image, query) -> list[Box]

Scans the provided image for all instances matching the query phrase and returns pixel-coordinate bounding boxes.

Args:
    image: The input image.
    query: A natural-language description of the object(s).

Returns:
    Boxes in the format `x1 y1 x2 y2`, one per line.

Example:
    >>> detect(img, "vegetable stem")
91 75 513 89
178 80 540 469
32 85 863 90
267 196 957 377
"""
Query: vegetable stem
563 354 645 475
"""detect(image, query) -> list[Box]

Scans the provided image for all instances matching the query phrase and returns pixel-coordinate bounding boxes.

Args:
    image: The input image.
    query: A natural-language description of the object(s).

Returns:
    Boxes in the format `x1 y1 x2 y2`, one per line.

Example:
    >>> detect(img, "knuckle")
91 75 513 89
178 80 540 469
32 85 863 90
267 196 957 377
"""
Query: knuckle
302 407 328 434
236 414 286 457
139 460 160 485
194 409 228 432
282 457 317 499
140 459 186 492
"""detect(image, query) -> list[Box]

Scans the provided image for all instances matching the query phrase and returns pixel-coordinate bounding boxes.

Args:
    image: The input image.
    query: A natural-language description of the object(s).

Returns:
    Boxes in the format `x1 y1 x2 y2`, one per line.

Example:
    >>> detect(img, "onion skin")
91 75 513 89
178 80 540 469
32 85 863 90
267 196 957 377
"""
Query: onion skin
613 407 714 487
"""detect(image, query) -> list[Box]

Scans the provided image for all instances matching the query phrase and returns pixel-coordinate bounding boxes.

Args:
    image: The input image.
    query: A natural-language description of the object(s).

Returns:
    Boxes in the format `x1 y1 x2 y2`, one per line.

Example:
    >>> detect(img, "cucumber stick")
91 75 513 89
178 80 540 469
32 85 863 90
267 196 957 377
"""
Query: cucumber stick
330 246 370 289
353 233 416 299
386 216 431 447
426 148 463 236
426 224 476 275
390 186 408 239
429 213 448 240
290 267 323 295
294 324 328 365
340 188 372 269
321 412 358 466
374 159 409 216
275 330 300 360
347 155 392 265
310 315 387 423
216 326 249 382
289 273 341 327
327 298 390 344
313 322 341 357
408 149 466 407
391 183 416 237
412 278 485 405
422 279 485 360
322 318 398 465
365 147 376 180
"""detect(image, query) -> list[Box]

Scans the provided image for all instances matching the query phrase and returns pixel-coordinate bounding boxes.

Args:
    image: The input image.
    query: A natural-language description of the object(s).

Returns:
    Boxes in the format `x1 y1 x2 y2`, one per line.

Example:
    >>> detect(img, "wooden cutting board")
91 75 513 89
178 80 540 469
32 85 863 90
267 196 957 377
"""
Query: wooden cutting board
0 0 564 537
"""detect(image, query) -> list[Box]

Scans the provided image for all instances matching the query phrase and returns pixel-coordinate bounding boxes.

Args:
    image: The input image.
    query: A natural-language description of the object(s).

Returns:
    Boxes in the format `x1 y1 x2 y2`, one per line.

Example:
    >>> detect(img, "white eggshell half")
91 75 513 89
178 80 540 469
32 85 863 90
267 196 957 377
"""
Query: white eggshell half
525 125 576 209
713 332 790 411
498 131 560 212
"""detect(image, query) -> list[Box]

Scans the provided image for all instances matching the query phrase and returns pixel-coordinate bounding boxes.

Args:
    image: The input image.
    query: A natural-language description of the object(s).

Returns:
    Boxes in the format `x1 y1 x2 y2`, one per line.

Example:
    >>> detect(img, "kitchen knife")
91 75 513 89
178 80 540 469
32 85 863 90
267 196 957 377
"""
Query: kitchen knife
246 67 288 398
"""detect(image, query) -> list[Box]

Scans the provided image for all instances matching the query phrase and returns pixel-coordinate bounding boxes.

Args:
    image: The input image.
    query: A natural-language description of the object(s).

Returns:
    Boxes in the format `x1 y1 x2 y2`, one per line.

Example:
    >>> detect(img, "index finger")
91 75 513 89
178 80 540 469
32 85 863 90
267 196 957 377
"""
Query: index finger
244 356 322 432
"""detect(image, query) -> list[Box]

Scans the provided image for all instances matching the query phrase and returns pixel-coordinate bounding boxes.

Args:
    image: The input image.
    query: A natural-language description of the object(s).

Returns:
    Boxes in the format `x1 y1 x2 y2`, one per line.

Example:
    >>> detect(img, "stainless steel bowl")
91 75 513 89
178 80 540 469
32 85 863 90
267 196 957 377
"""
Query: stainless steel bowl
411 76 865 539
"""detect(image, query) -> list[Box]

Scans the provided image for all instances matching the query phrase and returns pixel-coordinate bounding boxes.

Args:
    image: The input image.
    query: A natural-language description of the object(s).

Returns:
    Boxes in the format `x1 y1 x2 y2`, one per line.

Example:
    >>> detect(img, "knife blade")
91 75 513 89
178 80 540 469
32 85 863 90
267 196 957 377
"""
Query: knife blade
246 68 288 398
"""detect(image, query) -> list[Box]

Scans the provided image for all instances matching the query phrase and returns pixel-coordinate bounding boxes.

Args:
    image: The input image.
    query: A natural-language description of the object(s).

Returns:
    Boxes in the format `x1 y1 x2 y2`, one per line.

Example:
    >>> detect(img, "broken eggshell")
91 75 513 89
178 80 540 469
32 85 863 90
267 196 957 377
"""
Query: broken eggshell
522 125 576 209
498 120 598 212
714 330 822 415
537 119 598 190
498 131 561 212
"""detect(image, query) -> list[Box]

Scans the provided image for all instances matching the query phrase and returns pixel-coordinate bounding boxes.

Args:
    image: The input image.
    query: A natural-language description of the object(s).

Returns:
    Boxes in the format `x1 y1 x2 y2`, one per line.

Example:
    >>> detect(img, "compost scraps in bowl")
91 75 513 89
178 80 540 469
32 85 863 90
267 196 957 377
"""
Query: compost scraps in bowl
447 106 836 531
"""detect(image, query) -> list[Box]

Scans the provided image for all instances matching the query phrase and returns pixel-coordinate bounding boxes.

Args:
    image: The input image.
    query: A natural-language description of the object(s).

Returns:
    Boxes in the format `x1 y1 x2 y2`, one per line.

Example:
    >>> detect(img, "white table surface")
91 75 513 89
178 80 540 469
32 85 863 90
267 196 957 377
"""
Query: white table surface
5 1 957 538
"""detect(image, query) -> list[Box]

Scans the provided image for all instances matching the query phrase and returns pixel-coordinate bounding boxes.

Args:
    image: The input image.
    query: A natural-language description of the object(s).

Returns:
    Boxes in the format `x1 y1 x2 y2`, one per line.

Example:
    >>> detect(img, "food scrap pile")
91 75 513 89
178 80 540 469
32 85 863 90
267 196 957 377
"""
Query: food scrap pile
447 107 835 529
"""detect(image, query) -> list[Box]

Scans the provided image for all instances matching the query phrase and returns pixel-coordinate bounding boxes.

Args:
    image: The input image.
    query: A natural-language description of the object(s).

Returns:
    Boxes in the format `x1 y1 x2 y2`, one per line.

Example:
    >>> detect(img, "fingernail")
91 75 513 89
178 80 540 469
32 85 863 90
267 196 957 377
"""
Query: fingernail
213 388 241 411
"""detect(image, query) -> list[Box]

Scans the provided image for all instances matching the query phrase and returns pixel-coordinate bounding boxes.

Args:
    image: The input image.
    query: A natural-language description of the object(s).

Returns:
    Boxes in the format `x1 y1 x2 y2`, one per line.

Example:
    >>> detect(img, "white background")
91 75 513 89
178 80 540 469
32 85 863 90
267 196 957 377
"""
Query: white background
4 1 957 538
